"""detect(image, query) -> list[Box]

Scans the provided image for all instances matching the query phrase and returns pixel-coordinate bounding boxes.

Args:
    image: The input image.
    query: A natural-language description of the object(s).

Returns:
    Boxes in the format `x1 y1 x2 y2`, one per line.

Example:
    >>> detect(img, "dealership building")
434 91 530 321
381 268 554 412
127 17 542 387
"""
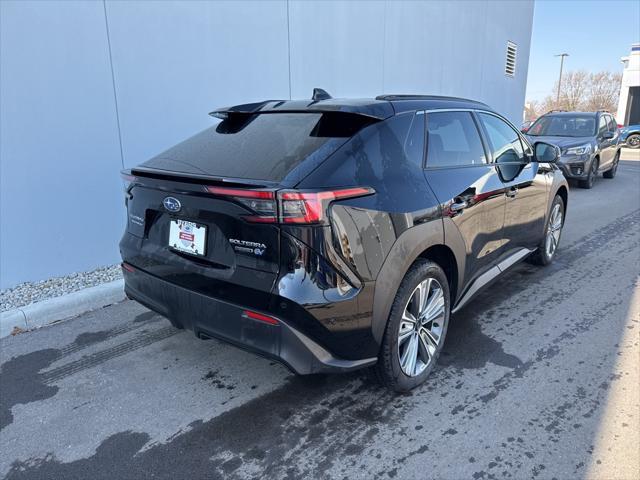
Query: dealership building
617 43 640 127
0 1 534 289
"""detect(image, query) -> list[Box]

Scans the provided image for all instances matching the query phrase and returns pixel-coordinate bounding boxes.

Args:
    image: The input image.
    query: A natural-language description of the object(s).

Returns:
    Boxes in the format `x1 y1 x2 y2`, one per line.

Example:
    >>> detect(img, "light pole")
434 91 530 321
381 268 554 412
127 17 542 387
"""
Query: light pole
555 53 569 108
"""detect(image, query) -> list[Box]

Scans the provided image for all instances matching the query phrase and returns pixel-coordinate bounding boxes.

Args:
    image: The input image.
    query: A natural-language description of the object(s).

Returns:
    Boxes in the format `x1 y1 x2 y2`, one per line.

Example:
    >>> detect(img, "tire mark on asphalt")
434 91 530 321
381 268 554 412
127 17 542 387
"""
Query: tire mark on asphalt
0 311 165 431
41 326 179 384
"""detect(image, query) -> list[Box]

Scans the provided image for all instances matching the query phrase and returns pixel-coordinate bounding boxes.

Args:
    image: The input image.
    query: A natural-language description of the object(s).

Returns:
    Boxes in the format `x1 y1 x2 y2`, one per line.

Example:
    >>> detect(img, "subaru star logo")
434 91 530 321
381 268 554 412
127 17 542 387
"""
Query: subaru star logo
163 196 181 212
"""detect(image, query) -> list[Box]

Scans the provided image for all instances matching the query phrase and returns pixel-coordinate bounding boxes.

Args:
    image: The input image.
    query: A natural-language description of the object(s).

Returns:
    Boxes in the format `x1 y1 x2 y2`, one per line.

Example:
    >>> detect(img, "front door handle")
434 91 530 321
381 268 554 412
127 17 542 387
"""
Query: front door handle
506 187 518 198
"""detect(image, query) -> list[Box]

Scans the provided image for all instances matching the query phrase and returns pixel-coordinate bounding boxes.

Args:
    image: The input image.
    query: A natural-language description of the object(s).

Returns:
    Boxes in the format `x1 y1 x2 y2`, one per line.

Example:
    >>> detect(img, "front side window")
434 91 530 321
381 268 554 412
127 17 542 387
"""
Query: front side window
605 115 616 132
478 113 525 164
425 111 486 167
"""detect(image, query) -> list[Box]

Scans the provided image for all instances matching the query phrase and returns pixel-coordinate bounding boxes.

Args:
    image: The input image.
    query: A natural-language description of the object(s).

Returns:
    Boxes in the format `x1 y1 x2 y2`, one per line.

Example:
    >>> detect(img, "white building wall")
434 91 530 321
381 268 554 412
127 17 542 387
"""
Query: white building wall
0 0 534 289
616 43 640 125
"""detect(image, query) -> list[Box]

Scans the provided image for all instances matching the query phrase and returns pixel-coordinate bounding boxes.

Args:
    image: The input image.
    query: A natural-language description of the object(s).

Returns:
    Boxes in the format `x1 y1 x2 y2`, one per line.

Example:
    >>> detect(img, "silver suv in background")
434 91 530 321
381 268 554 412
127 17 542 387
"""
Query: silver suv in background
526 111 621 189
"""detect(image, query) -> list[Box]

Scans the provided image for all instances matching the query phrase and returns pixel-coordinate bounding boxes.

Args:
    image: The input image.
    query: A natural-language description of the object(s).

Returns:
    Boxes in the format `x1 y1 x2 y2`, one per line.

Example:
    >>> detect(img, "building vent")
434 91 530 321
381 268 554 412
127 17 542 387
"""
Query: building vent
505 41 517 77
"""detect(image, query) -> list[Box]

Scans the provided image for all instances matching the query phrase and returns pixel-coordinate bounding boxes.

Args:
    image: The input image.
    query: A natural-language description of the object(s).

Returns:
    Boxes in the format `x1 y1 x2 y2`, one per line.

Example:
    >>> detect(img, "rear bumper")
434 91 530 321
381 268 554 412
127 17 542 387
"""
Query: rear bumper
123 266 376 374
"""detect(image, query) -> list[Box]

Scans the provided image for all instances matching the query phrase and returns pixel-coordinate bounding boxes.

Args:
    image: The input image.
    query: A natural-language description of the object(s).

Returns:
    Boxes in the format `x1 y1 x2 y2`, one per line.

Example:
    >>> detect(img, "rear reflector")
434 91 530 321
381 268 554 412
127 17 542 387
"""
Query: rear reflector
121 262 135 273
243 310 279 325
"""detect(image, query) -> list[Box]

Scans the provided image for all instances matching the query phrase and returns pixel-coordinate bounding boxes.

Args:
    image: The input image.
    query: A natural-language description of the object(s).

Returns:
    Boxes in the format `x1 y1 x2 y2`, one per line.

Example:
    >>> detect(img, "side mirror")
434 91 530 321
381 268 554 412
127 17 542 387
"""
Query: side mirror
602 131 615 140
520 127 529 134
533 142 560 163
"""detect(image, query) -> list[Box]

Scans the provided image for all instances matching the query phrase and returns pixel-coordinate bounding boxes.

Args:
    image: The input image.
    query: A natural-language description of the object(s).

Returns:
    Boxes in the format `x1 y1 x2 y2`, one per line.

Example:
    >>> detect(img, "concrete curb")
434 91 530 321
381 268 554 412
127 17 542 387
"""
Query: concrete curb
0 279 125 338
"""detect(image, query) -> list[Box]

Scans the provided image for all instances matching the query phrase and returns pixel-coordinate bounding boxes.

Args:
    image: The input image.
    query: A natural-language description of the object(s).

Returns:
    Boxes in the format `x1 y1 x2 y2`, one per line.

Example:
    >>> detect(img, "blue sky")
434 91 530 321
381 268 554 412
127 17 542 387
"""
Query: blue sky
526 0 640 102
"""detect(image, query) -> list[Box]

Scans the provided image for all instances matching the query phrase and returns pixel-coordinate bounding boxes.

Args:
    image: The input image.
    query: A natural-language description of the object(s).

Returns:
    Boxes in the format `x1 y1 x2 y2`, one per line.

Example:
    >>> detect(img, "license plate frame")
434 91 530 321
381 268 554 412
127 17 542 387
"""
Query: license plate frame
168 219 207 256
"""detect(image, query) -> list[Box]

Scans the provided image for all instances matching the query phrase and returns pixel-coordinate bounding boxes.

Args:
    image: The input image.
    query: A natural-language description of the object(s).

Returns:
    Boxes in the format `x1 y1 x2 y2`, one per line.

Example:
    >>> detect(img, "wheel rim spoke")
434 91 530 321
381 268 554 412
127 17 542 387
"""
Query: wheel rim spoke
398 277 446 377
401 334 419 376
546 206 562 256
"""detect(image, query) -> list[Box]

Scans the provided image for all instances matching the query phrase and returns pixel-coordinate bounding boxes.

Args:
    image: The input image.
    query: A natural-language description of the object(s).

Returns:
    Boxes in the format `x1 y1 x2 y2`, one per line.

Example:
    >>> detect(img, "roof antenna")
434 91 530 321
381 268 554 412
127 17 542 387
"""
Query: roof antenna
312 88 332 101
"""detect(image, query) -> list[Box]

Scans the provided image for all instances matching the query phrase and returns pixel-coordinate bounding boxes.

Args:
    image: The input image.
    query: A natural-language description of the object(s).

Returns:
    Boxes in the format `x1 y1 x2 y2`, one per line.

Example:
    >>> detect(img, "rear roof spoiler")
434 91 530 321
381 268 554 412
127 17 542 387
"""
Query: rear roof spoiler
210 90 394 121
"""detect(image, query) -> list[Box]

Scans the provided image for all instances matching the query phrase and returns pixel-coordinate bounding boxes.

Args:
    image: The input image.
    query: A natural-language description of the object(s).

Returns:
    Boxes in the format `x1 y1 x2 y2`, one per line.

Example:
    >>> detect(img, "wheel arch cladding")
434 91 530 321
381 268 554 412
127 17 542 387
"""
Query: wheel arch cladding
370 218 445 345
418 244 458 305
556 185 568 211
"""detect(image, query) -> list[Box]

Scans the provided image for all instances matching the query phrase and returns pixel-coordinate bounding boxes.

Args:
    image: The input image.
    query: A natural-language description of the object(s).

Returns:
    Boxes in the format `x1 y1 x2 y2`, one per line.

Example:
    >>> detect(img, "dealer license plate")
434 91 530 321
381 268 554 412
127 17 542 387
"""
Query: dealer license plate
169 220 206 256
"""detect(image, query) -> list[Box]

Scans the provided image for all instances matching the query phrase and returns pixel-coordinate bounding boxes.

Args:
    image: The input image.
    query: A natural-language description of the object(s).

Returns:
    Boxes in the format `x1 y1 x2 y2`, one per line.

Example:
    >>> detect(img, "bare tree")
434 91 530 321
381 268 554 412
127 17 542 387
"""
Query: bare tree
524 100 540 121
555 70 589 111
584 71 622 113
528 70 622 117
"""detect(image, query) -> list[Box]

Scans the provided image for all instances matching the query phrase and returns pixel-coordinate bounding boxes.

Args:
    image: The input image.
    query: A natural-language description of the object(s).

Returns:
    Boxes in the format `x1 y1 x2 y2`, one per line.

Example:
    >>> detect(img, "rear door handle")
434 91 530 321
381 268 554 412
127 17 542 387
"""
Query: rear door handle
506 187 518 198
450 200 468 212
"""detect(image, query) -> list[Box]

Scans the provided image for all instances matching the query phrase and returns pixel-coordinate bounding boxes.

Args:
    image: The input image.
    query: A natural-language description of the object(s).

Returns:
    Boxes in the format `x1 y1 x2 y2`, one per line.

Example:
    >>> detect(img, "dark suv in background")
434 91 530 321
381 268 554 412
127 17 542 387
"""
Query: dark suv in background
120 91 568 391
525 110 621 188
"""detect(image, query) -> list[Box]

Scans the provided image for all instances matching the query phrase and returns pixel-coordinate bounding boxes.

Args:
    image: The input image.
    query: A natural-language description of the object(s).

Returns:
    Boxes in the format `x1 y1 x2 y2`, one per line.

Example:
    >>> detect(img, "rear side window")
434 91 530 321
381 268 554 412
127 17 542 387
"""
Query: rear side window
143 112 374 182
478 113 526 163
598 115 608 135
404 113 426 167
425 111 486 167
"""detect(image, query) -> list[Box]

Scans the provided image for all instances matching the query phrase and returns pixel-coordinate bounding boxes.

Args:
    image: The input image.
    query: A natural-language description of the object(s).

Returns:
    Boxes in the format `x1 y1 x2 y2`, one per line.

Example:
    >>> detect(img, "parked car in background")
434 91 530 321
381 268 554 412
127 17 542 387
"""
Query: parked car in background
120 92 568 392
619 124 640 148
520 120 534 133
526 111 621 188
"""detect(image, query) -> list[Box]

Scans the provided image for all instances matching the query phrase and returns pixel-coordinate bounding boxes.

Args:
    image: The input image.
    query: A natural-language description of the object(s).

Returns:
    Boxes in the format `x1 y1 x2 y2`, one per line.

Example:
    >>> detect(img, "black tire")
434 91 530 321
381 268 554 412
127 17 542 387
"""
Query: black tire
603 151 620 179
374 259 450 392
626 133 640 149
528 194 565 266
578 157 598 189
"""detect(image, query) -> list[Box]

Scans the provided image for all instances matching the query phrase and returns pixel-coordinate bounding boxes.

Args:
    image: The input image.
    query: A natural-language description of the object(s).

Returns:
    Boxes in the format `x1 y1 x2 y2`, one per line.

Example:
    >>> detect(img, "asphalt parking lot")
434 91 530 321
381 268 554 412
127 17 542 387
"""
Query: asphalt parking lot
1 150 639 480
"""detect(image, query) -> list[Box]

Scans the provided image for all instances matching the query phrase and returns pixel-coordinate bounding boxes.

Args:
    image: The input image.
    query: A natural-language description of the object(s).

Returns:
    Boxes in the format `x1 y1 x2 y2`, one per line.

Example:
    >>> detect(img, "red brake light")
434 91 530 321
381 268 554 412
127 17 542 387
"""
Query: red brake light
279 187 373 224
205 186 275 199
206 186 277 223
243 310 279 325
205 185 374 224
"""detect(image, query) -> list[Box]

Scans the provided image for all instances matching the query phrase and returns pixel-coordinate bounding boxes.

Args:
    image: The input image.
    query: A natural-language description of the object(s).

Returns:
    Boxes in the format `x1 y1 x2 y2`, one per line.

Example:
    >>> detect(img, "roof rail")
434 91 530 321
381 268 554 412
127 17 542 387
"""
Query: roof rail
375 94 489 106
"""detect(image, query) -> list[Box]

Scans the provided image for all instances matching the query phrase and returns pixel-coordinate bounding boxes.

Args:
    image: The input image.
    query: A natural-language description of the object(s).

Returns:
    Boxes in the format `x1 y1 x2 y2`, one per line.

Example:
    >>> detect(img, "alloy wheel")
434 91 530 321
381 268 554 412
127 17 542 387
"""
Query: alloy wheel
397 278 445 377
545 203 563 258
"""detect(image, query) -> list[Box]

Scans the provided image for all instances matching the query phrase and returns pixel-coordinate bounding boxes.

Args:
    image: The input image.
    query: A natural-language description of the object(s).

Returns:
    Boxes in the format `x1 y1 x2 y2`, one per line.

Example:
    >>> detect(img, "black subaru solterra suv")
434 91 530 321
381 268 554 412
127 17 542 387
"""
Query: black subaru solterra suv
120 91 568 391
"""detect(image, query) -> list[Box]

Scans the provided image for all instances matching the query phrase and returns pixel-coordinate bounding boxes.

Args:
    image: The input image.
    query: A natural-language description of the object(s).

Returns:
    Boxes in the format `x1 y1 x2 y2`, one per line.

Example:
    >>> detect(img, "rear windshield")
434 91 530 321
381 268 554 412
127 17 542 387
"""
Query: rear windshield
527 115 596 137
142 112 375 182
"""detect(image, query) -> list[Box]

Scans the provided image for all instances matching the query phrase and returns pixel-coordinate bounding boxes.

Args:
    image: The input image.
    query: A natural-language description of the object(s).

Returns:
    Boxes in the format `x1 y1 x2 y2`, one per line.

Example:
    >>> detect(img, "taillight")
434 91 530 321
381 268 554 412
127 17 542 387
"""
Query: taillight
205 186 277 223
121 262 135 273
242 309 279 325
279 187 373 224
120 172 137 190
206 186 373 224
